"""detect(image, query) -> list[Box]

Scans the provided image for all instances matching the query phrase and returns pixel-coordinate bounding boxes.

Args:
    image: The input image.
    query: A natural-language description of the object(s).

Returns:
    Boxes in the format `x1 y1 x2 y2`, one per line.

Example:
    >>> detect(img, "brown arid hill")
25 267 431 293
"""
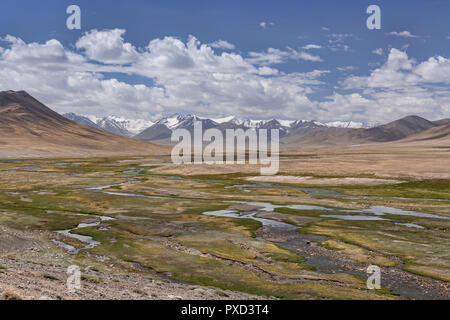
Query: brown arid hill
283 115 443 150
0 90 168 158
382 121 450 149
273 121 450 180
333 121 450 152
432 118 450 126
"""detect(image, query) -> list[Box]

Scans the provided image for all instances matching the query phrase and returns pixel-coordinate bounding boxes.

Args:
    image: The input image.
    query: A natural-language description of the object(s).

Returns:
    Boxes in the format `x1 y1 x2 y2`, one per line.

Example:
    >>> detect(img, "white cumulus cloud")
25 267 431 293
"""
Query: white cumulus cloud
0 32 328 120
76 29 139 64
387 31 418 38
0 30 448 124
372 48 384 56
259 21 274 29
336 48 450 123
209 40 236 50
247 47 322 65
302 44 322 50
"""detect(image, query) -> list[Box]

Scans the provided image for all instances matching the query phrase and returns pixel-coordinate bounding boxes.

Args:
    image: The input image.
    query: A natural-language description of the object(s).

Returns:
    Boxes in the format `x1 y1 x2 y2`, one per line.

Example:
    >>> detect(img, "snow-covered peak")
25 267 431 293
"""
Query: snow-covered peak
85 114 101 124
202 115 236 124
277 119 297 127
325 121 365 129
64 113 102 130
102 115 154 135
228 118 281 128
66 112 367 138
72 114 153 135
156 114 219 130
156 113 188 129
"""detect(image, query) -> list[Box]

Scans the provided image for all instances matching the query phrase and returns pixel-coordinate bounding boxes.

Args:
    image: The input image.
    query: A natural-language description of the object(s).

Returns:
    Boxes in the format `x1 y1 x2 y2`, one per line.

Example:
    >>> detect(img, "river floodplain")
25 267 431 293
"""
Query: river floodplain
0 156 448 299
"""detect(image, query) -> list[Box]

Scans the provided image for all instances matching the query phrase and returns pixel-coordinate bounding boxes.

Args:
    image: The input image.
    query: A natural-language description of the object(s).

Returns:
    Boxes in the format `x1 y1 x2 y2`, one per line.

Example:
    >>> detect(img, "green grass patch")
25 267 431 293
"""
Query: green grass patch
334 179 450 200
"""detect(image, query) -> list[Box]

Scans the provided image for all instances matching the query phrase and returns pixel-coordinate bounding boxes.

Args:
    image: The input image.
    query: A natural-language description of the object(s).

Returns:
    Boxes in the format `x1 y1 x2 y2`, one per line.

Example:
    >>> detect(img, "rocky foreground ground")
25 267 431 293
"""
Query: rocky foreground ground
0 227 265 300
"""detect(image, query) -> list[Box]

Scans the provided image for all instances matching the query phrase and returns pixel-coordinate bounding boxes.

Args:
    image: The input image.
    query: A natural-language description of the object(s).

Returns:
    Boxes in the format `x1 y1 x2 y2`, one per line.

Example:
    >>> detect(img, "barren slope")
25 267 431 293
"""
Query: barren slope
283 115 439 150
0 91 168 158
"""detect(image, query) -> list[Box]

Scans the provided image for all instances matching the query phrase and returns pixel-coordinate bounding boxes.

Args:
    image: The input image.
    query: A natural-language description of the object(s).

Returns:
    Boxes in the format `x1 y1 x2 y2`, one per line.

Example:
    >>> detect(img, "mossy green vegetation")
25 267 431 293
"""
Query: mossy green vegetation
333 179 450 200
0 156 447 299
300 219 449 282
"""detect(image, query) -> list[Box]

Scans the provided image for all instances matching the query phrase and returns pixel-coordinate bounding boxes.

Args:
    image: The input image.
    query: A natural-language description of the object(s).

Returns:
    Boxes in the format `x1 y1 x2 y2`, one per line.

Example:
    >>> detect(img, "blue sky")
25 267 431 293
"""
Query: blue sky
0 0 449 123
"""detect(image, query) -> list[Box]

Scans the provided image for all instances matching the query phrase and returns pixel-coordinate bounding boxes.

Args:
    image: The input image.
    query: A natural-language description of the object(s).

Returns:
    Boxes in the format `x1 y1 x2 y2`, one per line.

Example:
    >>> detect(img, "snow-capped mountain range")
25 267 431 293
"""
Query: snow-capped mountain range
152 114 365 130
63 112 366 142
64 113 154 137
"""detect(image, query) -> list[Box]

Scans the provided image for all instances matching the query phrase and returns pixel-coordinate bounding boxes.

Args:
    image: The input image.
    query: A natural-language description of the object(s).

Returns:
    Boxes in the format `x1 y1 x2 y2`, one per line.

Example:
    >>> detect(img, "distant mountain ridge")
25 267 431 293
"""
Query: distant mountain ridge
361 115 436 142
65 112 366 142
0 90 165 158
63 113 154 137
2 90 445 158
287 115 448 148
131 114 361 143
64 113 103 131
63 112 449 148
